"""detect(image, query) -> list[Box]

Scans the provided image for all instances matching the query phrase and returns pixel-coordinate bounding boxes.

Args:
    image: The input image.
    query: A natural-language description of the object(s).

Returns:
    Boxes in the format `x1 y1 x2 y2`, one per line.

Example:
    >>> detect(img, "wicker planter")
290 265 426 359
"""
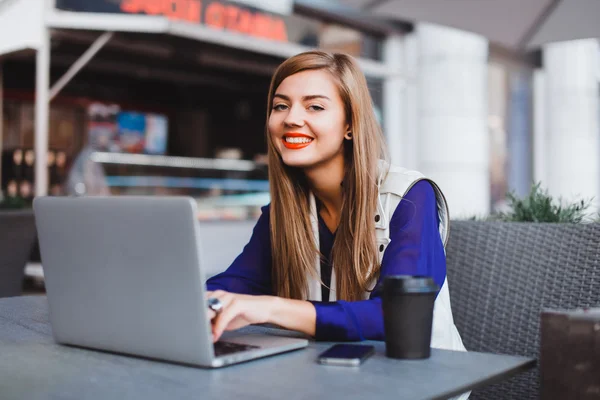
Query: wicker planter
0 210 37 298
446 220 600 400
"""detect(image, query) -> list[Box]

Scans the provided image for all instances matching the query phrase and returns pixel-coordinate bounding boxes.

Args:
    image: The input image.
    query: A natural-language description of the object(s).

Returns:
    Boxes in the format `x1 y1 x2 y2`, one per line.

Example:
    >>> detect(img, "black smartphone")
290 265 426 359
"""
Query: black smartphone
317 344 376 366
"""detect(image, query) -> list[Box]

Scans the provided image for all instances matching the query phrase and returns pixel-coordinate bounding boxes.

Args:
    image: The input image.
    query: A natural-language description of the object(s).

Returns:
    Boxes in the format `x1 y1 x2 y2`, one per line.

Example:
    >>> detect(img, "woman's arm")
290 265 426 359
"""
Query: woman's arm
205 205 273 296
206 204 317 341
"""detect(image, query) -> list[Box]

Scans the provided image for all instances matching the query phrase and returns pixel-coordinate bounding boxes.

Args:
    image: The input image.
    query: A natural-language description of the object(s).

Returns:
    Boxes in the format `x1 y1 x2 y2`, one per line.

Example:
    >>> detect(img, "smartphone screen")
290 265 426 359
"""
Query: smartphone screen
317 344 375 366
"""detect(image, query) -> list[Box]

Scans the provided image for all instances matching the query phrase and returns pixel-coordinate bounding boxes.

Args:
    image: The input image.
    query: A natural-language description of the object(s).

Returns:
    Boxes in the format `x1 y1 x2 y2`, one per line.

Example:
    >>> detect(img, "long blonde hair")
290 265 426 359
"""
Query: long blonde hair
266 51 388 301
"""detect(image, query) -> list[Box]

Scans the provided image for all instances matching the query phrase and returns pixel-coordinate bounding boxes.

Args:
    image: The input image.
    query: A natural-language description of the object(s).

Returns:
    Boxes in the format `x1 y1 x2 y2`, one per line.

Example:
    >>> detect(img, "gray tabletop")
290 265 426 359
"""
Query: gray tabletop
0 296 535 400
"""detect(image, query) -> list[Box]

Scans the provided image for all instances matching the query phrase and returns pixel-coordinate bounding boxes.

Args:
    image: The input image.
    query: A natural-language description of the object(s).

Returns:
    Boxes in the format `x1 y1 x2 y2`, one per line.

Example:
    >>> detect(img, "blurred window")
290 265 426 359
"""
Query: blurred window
286 13 383 61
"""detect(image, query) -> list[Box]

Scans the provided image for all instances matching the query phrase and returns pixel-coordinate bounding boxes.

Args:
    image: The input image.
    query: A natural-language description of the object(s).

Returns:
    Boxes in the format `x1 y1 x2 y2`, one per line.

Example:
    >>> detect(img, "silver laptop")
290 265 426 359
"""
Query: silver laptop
33 196 308 368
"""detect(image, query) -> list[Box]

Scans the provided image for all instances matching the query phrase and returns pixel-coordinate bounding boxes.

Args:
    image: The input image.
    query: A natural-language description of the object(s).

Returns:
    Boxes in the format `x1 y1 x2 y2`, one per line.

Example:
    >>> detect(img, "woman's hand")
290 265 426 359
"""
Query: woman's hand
206 290 317 341
206 290 275 342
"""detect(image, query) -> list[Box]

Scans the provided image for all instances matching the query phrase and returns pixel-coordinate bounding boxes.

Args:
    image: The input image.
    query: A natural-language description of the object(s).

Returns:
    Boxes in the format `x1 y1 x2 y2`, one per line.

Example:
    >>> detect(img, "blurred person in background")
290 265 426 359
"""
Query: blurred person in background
66 145 110 197
205 51 466 359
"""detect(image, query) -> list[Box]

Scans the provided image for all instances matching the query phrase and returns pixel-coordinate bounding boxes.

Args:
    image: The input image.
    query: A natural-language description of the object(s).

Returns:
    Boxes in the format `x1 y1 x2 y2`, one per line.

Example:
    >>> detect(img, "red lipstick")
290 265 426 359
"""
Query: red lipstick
282 133 314 150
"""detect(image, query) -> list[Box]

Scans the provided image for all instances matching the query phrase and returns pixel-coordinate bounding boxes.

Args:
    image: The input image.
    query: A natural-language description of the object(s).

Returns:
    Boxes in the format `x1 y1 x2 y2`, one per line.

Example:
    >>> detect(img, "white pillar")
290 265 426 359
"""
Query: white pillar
416 23 489 218
506 69 533 198
543 39 599 211
403 32 419 170
382 35 405 165
34 28 50 197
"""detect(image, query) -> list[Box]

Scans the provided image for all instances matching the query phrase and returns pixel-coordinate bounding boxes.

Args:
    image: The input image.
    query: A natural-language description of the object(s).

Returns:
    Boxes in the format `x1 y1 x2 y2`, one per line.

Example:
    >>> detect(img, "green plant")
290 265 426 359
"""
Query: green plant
490 182 593 223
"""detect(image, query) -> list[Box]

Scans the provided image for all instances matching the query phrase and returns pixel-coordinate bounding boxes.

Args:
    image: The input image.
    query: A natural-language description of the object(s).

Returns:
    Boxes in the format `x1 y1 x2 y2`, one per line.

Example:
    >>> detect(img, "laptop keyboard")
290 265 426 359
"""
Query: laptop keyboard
214 341 260 357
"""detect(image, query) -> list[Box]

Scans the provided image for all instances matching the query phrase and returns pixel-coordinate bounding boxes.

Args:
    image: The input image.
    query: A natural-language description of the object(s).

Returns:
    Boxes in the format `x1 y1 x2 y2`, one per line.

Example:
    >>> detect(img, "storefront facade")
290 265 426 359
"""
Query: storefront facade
0 0 406 213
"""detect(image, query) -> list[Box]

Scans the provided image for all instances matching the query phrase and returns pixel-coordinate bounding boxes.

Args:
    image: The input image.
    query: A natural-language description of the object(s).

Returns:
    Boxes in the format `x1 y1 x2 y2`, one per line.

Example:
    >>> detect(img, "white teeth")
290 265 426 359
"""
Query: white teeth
285 137 313 144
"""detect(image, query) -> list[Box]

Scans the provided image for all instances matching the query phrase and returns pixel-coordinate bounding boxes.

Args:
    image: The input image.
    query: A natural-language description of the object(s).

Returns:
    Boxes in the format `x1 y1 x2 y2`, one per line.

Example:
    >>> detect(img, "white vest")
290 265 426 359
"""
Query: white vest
306 161 467 353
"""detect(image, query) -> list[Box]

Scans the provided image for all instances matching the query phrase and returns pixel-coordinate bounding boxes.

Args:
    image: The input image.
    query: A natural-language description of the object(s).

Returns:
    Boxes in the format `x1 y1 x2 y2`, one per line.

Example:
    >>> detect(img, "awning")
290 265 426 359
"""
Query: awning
45 9 399 78
343 0 600 51
0 0 44 57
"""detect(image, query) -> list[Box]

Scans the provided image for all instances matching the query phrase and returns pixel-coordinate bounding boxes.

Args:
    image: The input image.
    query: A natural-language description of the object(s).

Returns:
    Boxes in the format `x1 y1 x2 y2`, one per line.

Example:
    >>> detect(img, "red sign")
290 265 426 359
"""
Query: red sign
120 0 288 42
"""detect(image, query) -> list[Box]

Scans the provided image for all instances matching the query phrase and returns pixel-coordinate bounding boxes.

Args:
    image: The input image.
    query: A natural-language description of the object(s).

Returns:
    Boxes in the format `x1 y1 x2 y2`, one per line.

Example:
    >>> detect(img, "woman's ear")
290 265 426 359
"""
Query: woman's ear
344 124 352 140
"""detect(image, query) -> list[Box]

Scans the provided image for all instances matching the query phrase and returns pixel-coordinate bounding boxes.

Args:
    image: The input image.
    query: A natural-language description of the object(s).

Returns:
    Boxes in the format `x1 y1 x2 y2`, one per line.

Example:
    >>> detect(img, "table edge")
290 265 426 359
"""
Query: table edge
429 357 537 400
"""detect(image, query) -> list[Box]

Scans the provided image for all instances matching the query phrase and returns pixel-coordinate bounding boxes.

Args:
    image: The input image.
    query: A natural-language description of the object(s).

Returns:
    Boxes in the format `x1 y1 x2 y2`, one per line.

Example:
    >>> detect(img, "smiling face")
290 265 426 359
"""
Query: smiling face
268 69 349 170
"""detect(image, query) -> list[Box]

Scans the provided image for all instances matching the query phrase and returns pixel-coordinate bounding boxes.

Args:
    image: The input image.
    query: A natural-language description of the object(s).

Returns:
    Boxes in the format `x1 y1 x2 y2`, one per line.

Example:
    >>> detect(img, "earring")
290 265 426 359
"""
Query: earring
345 132 353 140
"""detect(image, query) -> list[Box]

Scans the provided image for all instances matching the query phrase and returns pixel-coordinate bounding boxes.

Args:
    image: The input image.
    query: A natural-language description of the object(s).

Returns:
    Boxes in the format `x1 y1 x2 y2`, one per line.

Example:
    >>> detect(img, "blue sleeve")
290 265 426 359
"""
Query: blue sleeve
311 180 446 341
205 205 273 296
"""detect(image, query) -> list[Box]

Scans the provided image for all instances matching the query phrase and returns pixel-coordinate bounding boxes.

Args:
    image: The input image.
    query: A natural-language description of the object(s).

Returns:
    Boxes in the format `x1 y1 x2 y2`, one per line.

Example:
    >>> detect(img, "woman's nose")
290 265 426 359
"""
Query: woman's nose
283 105 305 127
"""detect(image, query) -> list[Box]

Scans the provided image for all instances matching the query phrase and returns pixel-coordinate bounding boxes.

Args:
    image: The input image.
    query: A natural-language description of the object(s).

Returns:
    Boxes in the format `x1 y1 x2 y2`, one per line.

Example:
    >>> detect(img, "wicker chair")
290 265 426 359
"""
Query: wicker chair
445 221 600 400
0 210 37 298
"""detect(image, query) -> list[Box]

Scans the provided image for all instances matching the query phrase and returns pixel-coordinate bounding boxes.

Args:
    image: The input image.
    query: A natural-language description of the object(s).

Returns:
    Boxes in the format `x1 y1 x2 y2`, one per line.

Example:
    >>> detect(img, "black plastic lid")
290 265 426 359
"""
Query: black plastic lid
383 275 439 294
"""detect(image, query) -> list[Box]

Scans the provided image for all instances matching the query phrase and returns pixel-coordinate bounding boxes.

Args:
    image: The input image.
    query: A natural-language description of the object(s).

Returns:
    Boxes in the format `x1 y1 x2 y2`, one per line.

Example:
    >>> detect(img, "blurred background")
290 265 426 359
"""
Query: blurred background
2 0 599 217
0 0 598 291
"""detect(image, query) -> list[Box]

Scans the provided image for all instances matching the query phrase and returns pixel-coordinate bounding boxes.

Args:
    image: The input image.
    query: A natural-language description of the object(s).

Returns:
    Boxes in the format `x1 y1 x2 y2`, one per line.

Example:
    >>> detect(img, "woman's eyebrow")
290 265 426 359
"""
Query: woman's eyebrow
273 94 331 101
303 95 331 101
273 93 290 101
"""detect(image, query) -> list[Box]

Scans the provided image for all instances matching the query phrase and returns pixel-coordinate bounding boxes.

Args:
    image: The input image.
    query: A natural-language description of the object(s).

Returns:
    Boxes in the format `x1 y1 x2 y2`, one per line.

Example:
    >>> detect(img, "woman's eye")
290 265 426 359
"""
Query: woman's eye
273 104 288 111
308 105 324 111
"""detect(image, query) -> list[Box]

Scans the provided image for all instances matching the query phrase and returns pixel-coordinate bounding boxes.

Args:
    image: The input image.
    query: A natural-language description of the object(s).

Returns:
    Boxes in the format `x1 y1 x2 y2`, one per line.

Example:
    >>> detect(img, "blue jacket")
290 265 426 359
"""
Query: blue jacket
206 180 446 341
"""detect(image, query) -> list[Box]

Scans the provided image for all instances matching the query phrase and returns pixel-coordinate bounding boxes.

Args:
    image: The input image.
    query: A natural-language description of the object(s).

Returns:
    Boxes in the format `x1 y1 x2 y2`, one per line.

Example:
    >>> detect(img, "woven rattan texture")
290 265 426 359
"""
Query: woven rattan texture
446 221 600 399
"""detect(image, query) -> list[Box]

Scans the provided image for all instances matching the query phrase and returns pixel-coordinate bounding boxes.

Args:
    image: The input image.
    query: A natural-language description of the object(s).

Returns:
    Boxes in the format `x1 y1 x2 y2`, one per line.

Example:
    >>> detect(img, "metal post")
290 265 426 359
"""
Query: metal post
533 69 546 186
35 27 51 197
49 31 114 101
382 35 405 166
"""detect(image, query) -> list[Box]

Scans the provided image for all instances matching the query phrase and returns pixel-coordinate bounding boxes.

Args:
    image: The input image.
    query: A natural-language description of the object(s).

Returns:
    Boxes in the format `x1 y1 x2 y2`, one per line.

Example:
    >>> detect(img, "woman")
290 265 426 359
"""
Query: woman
206 51 465 352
